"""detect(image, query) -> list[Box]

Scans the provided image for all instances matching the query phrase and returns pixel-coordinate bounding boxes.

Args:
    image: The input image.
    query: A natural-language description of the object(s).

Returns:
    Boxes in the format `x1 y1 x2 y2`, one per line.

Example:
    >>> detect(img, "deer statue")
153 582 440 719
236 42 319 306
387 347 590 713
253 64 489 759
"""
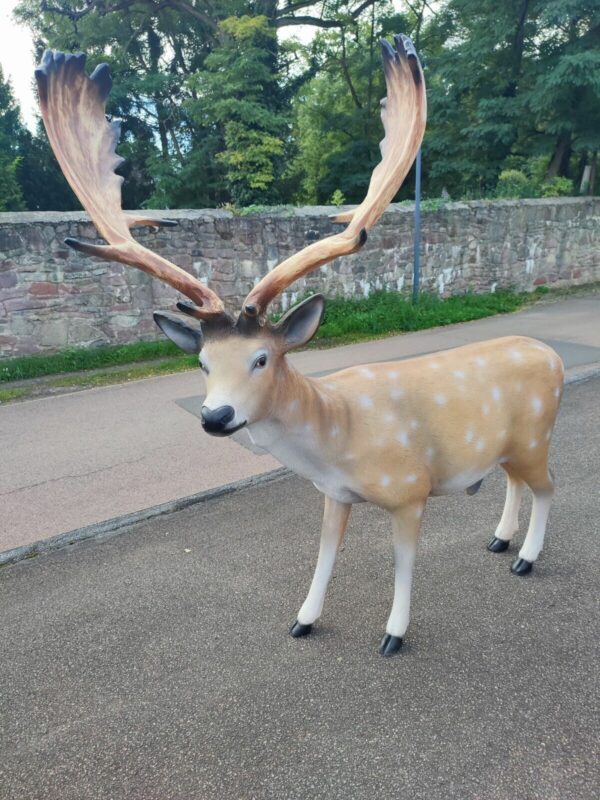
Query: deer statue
36 36 563 656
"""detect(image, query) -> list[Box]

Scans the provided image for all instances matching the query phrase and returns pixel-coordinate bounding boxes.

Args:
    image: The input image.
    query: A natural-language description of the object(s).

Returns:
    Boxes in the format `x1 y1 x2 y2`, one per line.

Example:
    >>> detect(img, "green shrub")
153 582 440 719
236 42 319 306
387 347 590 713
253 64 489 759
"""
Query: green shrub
540 176 574 197
329 189 346 205
495 169 537 199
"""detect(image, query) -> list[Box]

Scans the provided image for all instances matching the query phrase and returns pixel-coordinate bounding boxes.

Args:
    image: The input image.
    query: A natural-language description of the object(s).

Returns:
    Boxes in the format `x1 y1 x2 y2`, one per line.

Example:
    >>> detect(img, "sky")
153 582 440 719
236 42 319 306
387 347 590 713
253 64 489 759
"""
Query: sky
1 0 37 130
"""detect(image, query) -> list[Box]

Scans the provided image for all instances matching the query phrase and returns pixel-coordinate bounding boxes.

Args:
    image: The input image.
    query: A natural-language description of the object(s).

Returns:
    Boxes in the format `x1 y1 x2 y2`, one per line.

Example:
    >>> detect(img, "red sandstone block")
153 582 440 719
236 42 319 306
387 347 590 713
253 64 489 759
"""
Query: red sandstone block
29 282 59 296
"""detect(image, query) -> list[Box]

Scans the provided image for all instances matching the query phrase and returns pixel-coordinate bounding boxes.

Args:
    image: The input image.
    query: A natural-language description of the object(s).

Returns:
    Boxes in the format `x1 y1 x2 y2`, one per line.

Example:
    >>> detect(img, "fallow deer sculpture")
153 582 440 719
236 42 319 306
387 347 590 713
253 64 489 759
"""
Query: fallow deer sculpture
36 36 563 656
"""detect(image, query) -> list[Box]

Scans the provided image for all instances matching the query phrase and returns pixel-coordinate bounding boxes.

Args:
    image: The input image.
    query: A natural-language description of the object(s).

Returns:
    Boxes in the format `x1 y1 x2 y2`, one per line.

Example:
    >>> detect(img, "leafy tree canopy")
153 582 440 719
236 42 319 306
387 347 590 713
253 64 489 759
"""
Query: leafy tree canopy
5 0 599 211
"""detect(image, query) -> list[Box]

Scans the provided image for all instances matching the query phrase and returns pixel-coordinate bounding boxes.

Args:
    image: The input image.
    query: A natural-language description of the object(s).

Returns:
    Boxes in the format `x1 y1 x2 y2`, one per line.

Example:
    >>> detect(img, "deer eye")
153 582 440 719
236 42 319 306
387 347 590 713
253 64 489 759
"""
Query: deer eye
253 353 268 371
199 358 209 375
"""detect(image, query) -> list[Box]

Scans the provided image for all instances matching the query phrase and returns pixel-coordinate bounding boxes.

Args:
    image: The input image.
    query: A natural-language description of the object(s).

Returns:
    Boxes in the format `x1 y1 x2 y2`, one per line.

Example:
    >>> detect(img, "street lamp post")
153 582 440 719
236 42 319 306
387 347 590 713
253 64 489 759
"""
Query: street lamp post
413 147 422 304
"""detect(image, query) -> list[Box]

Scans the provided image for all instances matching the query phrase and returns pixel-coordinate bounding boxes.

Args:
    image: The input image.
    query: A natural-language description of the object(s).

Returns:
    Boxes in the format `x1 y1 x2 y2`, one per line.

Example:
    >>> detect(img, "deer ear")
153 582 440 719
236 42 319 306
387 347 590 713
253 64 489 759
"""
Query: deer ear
153 311 203 354
274 294 325 351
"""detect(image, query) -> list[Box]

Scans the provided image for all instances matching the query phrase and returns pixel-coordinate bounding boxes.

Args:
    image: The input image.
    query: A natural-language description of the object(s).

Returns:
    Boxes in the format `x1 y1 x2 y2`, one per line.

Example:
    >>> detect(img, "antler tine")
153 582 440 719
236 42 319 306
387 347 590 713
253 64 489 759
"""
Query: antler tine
35 50 226 320
242 33 426 318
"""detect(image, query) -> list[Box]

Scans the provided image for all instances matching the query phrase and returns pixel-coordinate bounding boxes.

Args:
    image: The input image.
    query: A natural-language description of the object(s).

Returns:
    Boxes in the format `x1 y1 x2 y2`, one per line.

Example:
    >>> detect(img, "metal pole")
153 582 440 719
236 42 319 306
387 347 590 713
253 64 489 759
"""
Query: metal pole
412 147 422 303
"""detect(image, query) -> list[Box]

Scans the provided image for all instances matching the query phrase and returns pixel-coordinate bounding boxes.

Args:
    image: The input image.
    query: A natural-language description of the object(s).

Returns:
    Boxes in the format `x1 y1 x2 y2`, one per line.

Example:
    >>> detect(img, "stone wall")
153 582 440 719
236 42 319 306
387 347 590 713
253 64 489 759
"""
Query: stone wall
0 197 598 357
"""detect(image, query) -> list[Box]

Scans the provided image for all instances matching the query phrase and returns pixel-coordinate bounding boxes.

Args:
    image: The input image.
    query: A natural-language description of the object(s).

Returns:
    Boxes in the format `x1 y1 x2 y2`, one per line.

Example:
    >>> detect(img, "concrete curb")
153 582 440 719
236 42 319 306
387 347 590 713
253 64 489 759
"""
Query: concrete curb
564 363 600 386
2 363 599 569
0 467 290 568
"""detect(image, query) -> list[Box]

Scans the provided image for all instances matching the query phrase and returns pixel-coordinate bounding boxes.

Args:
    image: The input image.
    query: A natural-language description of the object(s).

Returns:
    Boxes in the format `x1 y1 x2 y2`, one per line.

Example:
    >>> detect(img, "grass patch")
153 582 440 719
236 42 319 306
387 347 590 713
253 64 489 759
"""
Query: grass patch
311 289 528 346
0 387 29 403
46 357 197 390
0 339 181 383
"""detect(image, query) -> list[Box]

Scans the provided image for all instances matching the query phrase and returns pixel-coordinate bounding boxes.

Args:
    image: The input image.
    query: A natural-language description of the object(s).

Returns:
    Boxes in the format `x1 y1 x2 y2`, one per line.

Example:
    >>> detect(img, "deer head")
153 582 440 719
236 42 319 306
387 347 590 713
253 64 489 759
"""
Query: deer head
35 36 426 437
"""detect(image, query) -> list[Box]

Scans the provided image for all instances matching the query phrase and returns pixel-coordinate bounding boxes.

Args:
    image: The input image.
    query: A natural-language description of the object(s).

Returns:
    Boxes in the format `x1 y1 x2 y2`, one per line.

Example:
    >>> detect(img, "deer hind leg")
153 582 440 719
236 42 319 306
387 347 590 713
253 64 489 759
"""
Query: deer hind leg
379 501 425 657
503 454 555 576
487 467 525 553
290 496 351 638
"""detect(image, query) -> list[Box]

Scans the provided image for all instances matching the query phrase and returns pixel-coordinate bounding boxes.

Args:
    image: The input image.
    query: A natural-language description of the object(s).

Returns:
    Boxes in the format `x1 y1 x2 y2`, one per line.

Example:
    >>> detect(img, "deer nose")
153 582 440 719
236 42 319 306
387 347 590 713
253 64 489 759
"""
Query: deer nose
201 405 235 434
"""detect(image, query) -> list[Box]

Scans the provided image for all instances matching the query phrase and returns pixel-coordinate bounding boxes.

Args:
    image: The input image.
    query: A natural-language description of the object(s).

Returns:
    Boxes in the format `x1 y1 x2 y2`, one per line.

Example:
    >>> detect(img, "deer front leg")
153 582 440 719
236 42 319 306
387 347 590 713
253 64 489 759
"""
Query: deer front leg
290 496 351 638
379 501 424 656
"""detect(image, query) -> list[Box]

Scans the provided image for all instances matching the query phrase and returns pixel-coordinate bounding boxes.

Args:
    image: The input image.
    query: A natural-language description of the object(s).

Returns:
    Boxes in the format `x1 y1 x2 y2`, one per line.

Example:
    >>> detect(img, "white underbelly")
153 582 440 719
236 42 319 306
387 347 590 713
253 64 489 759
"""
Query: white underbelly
431 463 497 496
312 478 365 504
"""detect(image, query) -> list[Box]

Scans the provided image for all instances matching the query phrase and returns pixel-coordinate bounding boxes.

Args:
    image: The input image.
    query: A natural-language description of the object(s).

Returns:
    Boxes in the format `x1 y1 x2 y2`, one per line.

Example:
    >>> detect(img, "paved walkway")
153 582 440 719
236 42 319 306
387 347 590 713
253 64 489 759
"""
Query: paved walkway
1 294 599 552
1 376 598 800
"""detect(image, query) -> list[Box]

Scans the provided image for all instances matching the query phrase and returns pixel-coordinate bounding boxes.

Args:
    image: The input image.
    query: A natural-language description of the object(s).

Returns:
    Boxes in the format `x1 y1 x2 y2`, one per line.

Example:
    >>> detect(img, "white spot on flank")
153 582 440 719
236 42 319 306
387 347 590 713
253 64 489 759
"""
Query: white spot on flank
287 400 299 413
383 412 396 424
482 402 490 416
554 387 561 398
510 350 523 362
429 361 440 370
548 357 558 371
465 429 475 444
425 447 435 463
531 396 543 415
387 371 399 380
330 426 339 438
410 419 420 430
475 356 488 367
491 386 502 402
529 439 538 449
497 430 507 440
359 395 373 409
453 369 466 380
405 473 418 484
415 504 424 519
476 438 486 451
360 367 375 379
396 430 410 447
545 430 552 441
434 393 447 405
390 388 404 401
380 475 391 487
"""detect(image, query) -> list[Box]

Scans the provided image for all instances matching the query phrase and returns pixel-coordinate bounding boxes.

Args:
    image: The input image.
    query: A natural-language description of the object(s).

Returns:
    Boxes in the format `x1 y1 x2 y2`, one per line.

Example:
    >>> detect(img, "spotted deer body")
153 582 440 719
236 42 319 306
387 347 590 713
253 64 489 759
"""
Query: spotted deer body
244 335 563 511
36 36 563 656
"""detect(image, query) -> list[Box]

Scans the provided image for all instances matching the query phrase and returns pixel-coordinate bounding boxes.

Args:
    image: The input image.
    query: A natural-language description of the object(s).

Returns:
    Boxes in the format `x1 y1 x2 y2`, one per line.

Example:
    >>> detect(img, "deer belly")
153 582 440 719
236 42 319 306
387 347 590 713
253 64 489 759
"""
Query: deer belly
312 476 365 504
431 463 498 496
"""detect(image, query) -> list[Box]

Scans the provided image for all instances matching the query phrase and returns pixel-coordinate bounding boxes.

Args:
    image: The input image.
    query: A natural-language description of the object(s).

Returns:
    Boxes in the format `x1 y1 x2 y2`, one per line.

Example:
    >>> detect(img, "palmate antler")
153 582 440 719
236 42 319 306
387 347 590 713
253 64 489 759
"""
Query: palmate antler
242 34 426 319
35 50 226 321
36 35 424 326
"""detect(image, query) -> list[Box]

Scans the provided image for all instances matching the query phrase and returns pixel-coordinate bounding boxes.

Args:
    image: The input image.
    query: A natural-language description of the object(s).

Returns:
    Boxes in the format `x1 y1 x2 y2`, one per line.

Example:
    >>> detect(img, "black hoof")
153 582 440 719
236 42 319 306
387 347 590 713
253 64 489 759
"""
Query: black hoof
511 557 533 576
379 633 403 657
290 620 313 638
487 536 510 553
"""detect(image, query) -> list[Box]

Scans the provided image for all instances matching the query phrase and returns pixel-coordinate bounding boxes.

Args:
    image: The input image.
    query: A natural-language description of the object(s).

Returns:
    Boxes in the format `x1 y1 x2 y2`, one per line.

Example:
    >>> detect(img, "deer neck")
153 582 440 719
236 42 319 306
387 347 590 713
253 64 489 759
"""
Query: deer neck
246 360 345 473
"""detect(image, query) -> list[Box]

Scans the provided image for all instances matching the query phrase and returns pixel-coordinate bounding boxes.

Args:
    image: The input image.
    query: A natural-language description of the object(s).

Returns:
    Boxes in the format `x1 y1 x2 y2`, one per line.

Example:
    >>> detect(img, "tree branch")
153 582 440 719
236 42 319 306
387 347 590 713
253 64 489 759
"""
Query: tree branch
40 0 216 30
275 0 377 29
275 15 344 29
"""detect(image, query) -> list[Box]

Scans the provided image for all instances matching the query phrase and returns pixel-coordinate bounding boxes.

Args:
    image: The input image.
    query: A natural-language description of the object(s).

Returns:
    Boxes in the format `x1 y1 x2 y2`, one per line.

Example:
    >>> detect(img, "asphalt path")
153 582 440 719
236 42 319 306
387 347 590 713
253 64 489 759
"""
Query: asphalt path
1 377 599 800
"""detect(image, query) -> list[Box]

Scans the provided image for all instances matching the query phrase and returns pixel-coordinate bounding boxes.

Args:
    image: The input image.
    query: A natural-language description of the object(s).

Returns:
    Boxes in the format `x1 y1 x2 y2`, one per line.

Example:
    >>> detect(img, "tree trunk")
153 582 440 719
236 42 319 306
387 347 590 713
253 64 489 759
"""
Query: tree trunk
504 0 530 98
546 132 572 179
